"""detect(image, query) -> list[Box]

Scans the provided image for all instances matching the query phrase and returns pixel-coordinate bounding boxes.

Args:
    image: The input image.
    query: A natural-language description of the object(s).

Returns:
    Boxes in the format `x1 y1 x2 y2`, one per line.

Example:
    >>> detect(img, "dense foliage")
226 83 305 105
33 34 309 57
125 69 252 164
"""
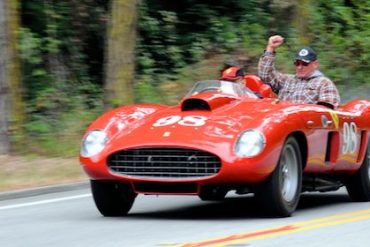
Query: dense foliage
17 0 370 156
20 0 107 155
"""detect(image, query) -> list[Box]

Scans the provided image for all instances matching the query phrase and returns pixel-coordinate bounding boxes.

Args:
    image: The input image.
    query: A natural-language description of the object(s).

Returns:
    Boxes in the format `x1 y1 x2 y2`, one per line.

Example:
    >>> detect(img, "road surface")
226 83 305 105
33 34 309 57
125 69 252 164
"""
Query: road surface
1 185 370 247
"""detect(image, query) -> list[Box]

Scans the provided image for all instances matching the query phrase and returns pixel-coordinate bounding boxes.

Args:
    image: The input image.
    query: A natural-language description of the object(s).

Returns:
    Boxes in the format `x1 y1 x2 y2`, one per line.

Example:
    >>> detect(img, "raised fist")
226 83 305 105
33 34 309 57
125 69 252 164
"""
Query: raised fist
266 35 284 52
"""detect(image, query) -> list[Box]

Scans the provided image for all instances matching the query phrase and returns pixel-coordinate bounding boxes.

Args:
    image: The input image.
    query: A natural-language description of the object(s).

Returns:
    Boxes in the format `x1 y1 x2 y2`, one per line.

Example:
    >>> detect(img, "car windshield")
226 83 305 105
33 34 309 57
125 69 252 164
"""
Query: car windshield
185 80 258 98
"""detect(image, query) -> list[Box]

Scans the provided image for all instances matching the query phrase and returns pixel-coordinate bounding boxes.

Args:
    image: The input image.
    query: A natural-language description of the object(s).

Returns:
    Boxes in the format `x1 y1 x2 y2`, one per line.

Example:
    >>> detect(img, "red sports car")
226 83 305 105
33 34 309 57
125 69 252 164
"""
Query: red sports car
80 75 370 217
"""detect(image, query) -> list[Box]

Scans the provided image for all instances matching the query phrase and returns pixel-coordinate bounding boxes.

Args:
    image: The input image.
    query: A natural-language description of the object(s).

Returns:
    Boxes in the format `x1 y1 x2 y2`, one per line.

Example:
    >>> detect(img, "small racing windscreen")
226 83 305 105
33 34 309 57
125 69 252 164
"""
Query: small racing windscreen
185 80 258 98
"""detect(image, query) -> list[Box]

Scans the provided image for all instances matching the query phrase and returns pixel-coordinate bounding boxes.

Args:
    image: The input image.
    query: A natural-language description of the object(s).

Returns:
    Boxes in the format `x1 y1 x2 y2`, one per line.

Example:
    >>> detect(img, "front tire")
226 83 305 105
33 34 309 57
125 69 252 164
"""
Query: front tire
91 180 137 217
345 141 370 201
255 136 302 217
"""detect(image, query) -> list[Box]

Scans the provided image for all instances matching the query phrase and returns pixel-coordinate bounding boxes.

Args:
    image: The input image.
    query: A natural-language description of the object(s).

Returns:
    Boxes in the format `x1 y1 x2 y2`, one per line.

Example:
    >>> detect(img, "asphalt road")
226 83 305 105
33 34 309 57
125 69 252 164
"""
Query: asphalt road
1 185 370 247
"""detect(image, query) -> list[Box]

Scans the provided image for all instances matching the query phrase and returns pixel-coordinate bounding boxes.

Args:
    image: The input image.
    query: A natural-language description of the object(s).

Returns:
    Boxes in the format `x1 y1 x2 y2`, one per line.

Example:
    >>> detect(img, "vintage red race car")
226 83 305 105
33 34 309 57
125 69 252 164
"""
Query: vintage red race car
79 75 370 217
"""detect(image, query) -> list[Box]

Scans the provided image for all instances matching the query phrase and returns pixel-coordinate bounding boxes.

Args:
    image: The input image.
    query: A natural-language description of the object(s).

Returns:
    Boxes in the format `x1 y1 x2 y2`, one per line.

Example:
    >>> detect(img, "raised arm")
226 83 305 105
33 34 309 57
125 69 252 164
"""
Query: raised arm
258 35 290 92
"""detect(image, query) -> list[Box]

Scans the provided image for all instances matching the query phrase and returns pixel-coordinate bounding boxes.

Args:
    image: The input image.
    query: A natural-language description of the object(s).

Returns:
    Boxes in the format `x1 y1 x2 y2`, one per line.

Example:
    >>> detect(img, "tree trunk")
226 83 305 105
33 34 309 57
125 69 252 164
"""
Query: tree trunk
104 0 138 110
295 0 312 45
0 0 11 154
0 0 25 154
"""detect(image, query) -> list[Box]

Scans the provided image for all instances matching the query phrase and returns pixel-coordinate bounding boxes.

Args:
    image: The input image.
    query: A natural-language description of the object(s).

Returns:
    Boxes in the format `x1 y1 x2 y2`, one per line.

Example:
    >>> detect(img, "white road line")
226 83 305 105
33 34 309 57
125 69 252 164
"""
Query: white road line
0 193 92 210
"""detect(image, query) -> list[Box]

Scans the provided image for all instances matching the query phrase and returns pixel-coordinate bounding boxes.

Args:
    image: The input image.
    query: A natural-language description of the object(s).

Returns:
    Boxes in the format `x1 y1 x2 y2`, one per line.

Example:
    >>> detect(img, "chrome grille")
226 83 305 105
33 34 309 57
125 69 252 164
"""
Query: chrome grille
107 147 221 178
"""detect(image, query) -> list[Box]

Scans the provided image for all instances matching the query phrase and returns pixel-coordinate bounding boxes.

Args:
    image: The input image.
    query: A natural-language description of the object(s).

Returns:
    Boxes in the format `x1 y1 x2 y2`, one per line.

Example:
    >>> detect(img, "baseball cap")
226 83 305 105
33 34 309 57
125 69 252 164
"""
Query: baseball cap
295 46 317 63
220 67 244 81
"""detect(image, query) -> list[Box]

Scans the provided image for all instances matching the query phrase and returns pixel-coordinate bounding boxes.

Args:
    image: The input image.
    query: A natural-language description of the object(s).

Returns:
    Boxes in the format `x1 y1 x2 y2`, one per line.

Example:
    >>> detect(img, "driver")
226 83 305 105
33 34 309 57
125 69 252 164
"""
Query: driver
258 35 340 109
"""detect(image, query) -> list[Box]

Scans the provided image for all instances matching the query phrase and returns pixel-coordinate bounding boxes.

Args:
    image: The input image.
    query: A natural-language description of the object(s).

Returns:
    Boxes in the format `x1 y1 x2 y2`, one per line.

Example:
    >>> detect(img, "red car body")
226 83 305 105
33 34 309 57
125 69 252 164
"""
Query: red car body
80 76 370 217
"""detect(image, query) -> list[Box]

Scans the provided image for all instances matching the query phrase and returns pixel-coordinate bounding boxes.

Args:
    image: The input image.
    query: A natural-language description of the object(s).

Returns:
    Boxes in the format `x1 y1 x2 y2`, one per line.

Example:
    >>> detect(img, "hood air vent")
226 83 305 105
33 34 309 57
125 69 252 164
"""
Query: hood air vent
181 99 211 111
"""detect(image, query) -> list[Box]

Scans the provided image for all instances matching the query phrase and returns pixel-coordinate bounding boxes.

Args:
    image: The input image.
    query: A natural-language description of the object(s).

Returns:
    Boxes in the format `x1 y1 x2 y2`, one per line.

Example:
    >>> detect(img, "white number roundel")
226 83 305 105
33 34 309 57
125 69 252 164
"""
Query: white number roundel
178 116 207 126
342 122 357 154
152 115 182 127
152 115 207 127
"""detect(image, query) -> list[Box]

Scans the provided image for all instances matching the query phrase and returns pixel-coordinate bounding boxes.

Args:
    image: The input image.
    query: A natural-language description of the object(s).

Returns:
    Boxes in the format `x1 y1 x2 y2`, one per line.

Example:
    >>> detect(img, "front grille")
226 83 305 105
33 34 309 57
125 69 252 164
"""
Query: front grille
107 147 221 179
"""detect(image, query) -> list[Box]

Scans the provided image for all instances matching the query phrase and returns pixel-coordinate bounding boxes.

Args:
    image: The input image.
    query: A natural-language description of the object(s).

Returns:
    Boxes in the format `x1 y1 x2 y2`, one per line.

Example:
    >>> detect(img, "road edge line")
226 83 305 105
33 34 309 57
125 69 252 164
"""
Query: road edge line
0 181 89 201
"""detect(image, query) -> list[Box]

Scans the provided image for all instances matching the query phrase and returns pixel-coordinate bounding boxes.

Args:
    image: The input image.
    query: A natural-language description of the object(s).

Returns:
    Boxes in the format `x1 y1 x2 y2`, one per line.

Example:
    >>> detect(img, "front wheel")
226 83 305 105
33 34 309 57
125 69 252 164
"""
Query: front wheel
345 141 370 201
255 136 302 217
91 180 137 217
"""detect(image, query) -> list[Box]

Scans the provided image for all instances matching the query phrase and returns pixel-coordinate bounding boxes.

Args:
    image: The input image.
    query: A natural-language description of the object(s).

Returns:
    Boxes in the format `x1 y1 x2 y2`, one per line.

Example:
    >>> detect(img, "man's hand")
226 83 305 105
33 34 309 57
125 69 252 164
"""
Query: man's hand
266 35 284 52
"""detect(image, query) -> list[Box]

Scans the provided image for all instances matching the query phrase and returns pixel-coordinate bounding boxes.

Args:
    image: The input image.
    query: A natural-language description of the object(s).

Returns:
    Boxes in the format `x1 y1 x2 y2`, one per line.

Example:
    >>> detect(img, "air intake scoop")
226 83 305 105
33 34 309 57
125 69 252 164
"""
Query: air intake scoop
181 93 237 111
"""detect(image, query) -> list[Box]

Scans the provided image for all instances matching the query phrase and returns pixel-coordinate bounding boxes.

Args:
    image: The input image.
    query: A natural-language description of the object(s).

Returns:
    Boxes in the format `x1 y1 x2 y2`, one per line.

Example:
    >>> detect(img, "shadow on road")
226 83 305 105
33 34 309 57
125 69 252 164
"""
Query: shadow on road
298 192 351 210
128 192 352 220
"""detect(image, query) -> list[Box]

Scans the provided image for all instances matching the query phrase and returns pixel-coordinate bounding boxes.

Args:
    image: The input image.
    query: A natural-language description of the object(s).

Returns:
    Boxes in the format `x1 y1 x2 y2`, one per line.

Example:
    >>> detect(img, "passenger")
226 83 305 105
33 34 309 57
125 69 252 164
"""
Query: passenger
220 66 245 84
258 35 340 109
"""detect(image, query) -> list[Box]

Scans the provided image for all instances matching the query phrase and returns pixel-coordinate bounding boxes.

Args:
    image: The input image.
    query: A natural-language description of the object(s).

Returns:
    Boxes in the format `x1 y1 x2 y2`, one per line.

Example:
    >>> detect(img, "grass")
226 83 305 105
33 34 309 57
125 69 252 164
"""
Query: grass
0 155 87 192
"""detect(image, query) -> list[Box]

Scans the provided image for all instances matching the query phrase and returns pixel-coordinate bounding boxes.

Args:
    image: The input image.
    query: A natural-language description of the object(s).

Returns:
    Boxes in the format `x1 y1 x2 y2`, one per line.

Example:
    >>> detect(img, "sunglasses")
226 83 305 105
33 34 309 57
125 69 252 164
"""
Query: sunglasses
294 60 311 66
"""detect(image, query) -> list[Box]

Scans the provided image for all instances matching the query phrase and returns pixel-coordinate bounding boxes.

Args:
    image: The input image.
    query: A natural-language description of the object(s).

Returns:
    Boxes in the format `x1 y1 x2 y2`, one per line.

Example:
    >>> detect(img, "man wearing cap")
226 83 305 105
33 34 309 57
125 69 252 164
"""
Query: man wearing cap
258 35 340 109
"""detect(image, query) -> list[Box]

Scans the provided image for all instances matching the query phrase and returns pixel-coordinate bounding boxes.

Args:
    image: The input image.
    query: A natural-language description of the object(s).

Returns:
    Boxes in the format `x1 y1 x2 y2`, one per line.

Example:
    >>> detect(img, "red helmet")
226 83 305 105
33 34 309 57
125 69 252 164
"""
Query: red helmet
220 67 244 81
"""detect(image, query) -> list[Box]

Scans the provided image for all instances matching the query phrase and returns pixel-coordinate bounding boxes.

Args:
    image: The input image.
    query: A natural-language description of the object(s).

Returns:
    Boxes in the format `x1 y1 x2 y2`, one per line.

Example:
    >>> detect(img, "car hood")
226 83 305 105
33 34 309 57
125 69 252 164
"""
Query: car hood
104 95 285 155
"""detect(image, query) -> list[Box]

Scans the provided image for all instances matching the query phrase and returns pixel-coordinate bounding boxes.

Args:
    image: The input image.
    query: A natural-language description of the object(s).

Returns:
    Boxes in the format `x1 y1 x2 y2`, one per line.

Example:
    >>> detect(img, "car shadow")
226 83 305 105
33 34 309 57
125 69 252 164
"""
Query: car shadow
298 192 351 210
130 195 263 220
128 192 352 220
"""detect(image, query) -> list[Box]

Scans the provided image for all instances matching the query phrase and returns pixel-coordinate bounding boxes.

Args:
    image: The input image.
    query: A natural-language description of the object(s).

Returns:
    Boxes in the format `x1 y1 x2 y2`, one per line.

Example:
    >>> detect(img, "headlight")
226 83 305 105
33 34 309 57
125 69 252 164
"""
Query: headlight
235 129 265 157
80 130 108 157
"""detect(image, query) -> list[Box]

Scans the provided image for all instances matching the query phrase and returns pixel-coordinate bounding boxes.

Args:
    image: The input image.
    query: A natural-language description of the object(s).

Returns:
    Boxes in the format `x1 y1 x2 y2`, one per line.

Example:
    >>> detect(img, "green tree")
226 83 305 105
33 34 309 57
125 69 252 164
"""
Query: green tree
19 0 107 156
3 0 369 156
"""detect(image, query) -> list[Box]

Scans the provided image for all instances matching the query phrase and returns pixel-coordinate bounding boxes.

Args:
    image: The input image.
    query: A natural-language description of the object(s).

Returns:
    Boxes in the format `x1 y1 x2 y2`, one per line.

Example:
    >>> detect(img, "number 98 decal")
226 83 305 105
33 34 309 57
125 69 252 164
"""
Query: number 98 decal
342 122 357 154
153 115 207 127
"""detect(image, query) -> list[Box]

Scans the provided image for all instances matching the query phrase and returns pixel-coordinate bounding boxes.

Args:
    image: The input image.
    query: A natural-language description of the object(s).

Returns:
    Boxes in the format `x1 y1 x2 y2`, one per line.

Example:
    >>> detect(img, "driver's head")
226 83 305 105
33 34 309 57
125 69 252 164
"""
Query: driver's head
294 47 319 78
220 67 245 83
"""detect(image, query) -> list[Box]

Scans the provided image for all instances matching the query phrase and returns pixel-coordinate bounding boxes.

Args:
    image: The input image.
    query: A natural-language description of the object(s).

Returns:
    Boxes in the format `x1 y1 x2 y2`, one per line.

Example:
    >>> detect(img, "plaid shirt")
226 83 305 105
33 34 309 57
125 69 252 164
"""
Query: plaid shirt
258 52 340 108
